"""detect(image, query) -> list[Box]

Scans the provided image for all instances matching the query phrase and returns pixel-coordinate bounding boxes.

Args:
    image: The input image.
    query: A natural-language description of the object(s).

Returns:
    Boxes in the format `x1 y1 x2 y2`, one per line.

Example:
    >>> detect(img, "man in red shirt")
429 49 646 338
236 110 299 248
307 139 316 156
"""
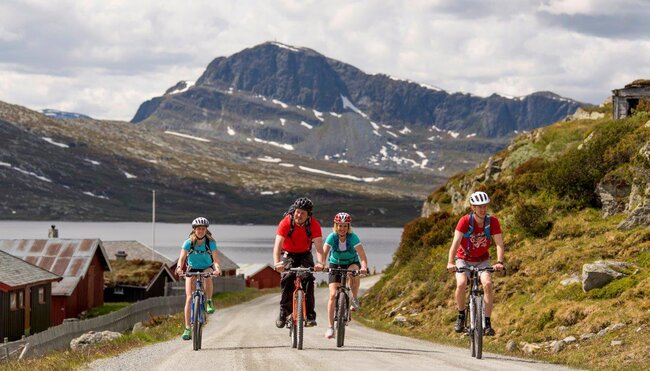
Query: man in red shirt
447 191 505 336
273 197 325 328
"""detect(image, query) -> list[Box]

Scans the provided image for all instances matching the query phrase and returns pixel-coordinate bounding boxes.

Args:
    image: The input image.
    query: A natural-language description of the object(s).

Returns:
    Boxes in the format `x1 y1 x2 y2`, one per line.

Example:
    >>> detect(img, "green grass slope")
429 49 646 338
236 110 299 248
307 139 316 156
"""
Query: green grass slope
359 107 650 370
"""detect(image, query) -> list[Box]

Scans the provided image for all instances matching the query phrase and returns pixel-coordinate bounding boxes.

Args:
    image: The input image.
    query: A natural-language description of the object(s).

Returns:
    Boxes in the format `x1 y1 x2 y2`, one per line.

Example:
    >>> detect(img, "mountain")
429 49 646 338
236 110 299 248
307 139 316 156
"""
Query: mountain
41 109 91 120
0 100 427 225
132 42 584 175
358 102 650 369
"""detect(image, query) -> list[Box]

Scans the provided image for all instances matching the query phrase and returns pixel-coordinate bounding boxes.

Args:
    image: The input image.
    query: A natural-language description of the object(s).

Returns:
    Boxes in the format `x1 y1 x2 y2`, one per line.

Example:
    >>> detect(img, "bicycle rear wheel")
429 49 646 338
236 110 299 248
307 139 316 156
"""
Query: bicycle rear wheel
296 290 305 350
290 316 297 348
336 292 347 348
192 295 201 351
475 296 484 359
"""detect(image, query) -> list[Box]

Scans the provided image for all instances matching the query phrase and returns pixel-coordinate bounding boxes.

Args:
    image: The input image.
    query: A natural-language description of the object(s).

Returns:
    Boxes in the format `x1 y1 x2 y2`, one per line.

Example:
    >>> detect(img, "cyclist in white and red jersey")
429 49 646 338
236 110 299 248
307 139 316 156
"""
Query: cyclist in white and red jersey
446 191 505 336
273 197 325 328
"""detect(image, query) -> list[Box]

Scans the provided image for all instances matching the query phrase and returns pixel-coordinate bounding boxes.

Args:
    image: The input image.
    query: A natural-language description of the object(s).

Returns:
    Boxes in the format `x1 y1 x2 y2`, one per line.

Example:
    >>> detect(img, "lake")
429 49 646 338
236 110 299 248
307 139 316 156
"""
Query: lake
0 221 403 271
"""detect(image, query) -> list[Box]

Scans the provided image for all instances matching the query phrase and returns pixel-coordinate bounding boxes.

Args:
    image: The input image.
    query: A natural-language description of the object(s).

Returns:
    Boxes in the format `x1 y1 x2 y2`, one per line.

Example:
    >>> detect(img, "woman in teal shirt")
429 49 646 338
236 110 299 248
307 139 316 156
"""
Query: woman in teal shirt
323 212 368 339
175 217 221 340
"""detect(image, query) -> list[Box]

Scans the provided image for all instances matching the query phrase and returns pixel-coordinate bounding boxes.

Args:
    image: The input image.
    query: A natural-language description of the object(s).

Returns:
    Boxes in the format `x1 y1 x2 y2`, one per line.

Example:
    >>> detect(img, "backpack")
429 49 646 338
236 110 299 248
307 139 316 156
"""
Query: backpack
329 237 358 265
461 212 491 257
181 238 214 271
283 206 312 239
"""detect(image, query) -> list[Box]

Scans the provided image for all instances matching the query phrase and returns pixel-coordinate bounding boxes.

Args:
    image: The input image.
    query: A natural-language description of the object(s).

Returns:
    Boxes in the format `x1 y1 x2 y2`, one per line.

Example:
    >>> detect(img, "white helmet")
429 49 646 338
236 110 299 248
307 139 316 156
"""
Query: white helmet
191 217 210 228
469 191 490 206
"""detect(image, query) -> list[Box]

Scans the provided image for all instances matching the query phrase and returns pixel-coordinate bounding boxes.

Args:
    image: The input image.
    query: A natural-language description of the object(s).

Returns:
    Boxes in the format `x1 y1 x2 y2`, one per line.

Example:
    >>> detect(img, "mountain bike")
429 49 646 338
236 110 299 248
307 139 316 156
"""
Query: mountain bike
456 266 495 359
283 267 313 350
327 267 362 348
183 271 213 351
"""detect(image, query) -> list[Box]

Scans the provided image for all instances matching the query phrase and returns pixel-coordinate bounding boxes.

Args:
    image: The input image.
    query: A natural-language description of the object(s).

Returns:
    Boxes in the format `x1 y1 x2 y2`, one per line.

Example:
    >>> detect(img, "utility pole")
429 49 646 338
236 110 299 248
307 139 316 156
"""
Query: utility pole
152 190 156 261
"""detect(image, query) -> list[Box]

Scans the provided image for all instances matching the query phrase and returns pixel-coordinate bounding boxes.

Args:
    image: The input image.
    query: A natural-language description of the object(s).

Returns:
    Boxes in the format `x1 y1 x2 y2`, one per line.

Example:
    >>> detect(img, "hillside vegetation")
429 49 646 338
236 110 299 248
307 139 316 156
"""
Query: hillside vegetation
359 106 650 370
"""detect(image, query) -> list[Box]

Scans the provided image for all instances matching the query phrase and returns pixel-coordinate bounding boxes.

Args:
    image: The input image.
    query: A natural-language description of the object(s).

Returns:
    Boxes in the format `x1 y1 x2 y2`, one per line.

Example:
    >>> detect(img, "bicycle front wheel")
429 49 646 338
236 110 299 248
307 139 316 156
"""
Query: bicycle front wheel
296 290 305 350
192 295 201 351
336 292 347 348
475 296 484 359
468 297 475 357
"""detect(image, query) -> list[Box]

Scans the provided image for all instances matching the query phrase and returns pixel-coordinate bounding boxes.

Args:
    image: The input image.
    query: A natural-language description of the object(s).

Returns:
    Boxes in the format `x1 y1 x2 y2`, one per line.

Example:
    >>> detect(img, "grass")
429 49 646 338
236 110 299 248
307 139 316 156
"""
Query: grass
84 302 129 319
0 288 278 371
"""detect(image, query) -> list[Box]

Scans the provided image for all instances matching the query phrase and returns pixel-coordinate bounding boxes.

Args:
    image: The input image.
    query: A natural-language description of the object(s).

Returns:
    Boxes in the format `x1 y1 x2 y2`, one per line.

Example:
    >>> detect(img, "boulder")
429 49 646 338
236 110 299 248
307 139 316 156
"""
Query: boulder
596 178 631 218
506 340 517 352
551 340 566 353
582 261 628 291
563 336 577 344
70 330 122 350
420 200 440 218
618 204 650 230
560 275 581 286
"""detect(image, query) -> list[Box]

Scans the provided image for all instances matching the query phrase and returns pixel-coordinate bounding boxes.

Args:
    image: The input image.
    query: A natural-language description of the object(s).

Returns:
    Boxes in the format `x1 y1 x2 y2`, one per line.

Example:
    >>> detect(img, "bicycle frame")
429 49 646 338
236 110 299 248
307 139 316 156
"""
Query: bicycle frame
456 266 494 359
283 267 313 350
183 271 212 351
328 267 361 347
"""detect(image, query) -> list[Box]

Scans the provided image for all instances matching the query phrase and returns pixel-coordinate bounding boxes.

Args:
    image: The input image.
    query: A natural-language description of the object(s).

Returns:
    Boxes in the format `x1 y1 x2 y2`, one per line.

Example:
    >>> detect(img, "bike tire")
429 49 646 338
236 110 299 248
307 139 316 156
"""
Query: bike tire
336 292 347 347
297 290 305 350
475 296 484 359
469 297 476 357
290 319 297 348
192 295 201 351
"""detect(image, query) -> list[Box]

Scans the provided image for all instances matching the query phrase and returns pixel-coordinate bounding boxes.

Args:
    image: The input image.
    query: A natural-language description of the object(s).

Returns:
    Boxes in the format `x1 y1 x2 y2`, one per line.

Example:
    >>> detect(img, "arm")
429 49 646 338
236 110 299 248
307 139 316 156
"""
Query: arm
273 235 285 272
211 249 221 276
313 236 324 271
493 233 505 271
355 245 368 273
323 244 331 268
447 230 463 272
176 249 188 275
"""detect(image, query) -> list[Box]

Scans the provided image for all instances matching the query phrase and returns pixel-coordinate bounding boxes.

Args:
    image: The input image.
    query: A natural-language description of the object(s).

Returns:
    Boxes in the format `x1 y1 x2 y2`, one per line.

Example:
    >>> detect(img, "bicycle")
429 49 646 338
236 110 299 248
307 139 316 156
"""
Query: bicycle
456 266 495 359
182 271 214 351
282 267 314 350
327 267 362 348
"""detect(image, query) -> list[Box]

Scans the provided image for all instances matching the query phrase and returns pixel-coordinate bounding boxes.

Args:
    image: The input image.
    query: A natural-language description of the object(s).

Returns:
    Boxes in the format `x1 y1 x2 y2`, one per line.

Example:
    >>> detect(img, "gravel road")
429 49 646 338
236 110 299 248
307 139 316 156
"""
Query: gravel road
83 276 575 371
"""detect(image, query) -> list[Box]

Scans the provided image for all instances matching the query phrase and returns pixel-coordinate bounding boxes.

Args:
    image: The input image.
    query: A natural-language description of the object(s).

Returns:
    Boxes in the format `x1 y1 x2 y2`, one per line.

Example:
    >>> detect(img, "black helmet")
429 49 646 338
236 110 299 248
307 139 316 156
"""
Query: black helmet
292 197 313 213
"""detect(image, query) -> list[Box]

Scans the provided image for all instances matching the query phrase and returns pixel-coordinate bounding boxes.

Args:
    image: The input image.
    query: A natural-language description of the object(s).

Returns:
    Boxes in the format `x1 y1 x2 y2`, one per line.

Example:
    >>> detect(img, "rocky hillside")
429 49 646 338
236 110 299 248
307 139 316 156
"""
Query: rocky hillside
132 42 583 175
0 100 430 225
359 102 650 369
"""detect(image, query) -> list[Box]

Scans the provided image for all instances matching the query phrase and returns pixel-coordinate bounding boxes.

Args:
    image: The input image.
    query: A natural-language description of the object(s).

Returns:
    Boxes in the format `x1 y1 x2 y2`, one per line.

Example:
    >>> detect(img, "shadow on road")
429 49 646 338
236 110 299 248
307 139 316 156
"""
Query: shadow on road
313 344 441 355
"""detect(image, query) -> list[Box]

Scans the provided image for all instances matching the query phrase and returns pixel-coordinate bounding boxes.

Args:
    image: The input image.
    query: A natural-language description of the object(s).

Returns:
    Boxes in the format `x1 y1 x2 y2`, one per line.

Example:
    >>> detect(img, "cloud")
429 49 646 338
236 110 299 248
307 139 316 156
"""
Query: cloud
0 0 650 120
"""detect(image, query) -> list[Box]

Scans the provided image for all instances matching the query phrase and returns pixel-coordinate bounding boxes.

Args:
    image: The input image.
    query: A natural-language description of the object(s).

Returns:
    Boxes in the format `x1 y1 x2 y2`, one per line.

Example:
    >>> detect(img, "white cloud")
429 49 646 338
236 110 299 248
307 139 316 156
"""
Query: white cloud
1 0 649 120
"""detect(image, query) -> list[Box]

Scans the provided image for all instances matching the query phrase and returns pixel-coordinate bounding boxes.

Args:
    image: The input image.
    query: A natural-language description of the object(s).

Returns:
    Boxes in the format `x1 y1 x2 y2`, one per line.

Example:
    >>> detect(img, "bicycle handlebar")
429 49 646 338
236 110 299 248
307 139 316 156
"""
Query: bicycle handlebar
324 267 365 276
455 266 496 273
180 271 216 278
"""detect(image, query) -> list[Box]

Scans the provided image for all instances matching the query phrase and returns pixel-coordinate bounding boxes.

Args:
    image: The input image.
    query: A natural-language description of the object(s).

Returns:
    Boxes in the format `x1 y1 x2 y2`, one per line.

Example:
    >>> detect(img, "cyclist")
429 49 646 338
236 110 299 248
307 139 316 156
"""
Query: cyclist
323 212 368 339
446 191 504 336
273 197 325 328
175 217 221 340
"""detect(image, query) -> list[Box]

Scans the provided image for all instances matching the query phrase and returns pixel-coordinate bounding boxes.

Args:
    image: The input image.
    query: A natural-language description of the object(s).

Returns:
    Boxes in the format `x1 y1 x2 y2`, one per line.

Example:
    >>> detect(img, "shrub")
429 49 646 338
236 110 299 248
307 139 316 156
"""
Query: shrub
394 212 452 265
512 201 552 237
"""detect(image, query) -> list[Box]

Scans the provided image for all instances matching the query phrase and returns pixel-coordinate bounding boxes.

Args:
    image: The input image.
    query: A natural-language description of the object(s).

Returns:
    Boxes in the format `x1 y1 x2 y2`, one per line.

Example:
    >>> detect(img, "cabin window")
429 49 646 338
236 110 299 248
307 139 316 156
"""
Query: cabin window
38 287 46 304
18 291 24 308
114 287 124 295
10 292 17 311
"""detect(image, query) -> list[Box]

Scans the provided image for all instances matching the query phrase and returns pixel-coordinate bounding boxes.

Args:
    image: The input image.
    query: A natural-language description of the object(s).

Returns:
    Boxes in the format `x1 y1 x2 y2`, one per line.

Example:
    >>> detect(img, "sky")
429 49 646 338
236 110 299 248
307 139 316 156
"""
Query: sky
1 0 649 121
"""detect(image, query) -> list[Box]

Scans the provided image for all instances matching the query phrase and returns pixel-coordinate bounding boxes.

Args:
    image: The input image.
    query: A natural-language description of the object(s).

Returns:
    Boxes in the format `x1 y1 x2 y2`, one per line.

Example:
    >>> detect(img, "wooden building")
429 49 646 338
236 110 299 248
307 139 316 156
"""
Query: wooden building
0 250 61 341
104 259 176 302
612 79 650 119
237 263 281 289
0 239 112 325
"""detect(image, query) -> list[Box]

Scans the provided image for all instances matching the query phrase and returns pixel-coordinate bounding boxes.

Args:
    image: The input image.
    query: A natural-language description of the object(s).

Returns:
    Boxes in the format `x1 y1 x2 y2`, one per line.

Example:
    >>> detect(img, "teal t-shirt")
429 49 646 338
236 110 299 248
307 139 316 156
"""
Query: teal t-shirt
325 232 361 264
182 239 217 269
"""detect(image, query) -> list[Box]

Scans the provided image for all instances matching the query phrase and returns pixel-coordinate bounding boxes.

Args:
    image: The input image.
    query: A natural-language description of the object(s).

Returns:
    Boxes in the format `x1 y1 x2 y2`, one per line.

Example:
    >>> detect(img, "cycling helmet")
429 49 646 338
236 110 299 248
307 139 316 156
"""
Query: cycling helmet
292 197 313 212
334 212 352 224
191 217 210 228
469 191 490 206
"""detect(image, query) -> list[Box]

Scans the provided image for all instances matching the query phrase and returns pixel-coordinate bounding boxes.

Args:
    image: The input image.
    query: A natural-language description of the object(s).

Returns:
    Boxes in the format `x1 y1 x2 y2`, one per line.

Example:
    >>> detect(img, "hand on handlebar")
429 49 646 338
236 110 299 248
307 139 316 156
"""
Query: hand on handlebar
447 263 457 272
274 261 285 273
314 262 324 272
493 262 505 272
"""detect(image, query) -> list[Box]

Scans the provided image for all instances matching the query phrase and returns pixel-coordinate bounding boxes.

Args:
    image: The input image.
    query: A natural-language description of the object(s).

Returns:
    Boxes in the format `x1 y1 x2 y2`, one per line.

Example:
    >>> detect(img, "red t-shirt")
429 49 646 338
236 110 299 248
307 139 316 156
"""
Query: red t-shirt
277 215 323 253
455 214 502 262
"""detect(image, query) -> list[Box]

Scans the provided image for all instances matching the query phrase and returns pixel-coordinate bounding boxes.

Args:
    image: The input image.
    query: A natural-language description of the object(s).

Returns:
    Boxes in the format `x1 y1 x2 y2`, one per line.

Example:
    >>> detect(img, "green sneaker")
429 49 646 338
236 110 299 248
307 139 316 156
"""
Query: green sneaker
206 300 215 314
181 327 191 340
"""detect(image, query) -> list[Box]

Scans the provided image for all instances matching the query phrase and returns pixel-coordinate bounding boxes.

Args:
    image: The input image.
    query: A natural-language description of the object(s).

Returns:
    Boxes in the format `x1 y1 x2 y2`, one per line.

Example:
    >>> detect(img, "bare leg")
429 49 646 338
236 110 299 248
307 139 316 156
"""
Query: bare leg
184 276 194 327
327 283 339 327
455 273 468 310
481 272 494 316
205 276 214 300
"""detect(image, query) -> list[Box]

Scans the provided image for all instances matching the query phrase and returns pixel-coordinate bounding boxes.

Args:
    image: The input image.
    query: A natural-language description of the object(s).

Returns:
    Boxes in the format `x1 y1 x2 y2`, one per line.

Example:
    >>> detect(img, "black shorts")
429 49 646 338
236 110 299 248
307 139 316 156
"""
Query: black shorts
328 262 360 284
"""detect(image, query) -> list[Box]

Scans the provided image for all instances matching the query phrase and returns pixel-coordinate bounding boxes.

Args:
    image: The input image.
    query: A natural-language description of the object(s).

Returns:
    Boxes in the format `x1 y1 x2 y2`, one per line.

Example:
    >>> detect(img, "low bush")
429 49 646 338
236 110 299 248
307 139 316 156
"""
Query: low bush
512 201 552 237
